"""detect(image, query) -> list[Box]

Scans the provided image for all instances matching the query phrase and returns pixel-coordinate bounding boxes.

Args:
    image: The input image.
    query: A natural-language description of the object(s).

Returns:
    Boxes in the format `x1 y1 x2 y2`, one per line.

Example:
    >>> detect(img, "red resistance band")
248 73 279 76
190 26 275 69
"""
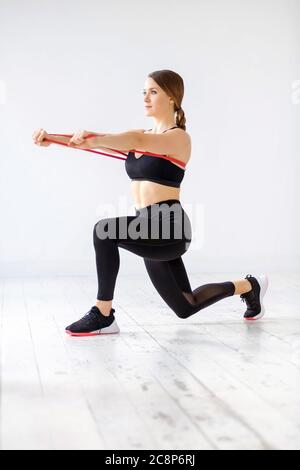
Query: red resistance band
45 133 186 169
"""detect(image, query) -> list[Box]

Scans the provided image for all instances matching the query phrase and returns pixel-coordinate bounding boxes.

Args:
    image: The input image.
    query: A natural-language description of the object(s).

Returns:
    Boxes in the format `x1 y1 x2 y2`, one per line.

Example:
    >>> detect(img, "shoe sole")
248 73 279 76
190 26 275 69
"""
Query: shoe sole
244 274 269 321
65 319 120 337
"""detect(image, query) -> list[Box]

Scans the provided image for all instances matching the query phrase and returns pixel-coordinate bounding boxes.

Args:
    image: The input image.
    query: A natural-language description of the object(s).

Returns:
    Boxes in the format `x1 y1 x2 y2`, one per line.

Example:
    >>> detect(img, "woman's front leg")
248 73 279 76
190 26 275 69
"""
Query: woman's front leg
93 215 138 315
93 219 121 314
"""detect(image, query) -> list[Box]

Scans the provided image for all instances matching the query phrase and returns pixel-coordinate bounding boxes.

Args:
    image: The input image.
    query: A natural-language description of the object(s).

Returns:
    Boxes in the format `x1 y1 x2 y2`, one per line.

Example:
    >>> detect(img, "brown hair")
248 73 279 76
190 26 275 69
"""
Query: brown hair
148 69 186 131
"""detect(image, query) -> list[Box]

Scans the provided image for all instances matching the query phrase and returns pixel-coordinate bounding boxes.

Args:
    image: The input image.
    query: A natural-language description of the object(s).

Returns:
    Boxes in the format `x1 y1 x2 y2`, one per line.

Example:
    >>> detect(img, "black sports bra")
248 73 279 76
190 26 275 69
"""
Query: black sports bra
125 126 186 188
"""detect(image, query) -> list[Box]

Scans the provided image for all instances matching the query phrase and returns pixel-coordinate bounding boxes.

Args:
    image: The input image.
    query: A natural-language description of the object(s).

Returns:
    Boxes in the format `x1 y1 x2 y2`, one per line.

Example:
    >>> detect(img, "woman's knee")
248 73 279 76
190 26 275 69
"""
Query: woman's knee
173 308 191 319
172 303 195 319
170 292 196 319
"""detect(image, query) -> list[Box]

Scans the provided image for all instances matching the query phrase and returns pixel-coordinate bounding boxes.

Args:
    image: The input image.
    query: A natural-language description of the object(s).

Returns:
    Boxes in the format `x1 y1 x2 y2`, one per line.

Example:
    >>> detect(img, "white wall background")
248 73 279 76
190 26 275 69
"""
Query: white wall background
0 0 299 279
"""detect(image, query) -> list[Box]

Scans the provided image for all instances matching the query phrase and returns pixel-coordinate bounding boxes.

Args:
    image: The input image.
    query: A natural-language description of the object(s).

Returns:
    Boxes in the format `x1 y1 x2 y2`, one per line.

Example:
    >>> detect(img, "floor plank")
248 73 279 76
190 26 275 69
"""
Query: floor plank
0 273 299 450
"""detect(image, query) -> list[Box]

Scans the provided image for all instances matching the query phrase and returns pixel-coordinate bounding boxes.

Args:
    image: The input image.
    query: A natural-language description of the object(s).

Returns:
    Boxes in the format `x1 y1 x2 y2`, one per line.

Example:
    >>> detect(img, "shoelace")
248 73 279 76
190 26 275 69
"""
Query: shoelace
240 290 259 308
83 306 113 322
240 274 254 304
81 307 101 322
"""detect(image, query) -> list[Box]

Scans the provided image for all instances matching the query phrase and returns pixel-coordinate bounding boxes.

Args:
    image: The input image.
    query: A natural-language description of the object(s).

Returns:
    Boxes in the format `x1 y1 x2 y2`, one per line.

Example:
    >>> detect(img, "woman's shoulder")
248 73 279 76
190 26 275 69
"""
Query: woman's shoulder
162 128 191 166
127 128 150 133
167 127 191 148
128 127 190 136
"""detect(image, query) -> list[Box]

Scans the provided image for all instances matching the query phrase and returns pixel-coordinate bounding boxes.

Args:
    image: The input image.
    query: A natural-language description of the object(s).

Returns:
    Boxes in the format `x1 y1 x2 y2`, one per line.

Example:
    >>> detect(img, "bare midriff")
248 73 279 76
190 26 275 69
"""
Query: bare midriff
131 180 181 210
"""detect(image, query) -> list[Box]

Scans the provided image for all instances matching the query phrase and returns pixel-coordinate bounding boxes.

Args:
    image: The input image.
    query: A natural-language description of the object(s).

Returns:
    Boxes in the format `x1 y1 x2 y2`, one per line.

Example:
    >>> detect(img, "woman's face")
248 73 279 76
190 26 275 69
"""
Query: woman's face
143 77 173 117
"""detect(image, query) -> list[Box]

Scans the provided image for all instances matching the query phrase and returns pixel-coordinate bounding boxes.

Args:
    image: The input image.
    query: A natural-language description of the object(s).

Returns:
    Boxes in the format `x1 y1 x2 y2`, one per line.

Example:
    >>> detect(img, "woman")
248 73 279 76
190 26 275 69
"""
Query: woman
33 69 268 337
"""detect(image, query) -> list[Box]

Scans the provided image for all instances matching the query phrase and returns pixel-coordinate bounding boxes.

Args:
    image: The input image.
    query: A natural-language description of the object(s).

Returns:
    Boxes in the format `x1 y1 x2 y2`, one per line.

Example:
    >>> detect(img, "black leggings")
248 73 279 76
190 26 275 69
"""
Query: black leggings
93 199 235 319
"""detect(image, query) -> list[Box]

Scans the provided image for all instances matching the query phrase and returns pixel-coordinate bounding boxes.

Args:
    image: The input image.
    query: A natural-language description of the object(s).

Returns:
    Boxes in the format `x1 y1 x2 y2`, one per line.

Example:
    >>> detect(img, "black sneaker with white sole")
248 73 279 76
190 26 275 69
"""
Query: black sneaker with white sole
65 305 120 336
240 274 269 321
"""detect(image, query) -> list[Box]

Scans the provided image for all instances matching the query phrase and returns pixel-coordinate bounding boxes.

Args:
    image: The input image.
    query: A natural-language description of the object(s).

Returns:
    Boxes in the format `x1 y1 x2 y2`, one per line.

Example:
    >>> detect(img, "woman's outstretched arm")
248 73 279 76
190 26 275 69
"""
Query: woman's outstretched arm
46 131 103 146
70 131 140 151
33 128 141 152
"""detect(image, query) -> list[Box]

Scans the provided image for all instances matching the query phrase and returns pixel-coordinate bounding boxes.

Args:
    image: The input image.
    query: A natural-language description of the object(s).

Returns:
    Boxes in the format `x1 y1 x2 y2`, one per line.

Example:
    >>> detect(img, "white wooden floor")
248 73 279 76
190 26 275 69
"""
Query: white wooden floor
0 272 299 450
